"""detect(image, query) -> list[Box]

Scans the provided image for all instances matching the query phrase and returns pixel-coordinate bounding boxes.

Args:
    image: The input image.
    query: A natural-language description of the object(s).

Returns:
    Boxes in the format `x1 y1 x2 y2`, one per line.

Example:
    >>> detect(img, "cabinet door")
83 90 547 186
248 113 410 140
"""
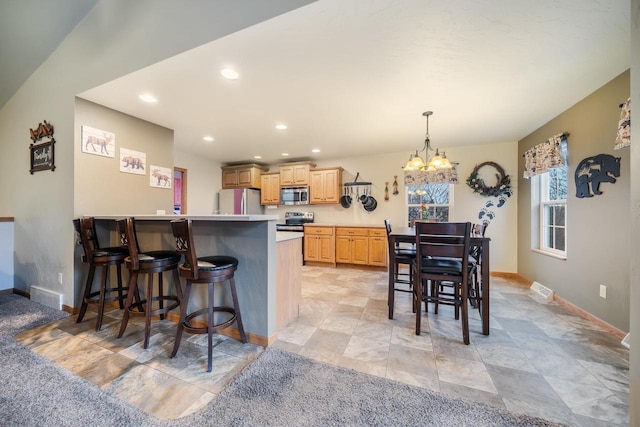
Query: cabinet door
280 166 294 186
309 170 324 203
318 235 335 263
304 236 318 261
222 169 238 188
322 169 341 203
368 236 387 267
237 168 253 186
352 236 369 264
292 164 310 185
261 174 280 205
335 236 352 263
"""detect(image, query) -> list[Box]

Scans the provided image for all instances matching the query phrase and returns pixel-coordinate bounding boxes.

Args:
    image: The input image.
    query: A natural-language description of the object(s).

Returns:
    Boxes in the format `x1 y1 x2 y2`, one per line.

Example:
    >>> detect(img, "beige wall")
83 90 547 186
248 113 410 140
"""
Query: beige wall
74 98 174 215
173 149 222 215
518 70 631 331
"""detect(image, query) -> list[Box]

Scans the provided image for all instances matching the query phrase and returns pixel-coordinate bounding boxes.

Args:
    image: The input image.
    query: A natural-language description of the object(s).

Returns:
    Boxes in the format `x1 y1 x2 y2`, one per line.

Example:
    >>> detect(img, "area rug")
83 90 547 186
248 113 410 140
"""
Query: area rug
0 294 563 426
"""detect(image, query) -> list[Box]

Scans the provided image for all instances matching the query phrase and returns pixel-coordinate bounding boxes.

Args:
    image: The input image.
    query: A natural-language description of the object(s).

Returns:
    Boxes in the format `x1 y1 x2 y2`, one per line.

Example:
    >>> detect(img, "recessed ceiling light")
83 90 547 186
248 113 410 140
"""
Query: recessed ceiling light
203 136 214 142
220 68 239 80
281 152 290 157
275 124 287 130
312 148 320 153
138 94 158 103
254 155 262 159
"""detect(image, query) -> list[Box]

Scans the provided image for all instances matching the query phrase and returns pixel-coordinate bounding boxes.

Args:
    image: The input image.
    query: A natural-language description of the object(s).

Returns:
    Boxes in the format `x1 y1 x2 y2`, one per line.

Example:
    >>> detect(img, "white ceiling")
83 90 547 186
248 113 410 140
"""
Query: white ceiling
68 1 634 164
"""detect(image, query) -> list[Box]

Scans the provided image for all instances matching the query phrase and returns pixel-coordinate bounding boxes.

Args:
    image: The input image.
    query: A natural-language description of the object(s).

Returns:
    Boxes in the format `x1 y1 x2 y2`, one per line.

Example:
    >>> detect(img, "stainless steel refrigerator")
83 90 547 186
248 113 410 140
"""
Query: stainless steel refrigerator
218 188 264 215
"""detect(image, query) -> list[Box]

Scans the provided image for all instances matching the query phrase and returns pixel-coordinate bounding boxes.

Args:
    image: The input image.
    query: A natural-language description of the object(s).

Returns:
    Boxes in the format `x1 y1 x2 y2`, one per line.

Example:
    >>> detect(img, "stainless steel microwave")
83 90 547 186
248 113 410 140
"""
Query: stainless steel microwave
281 186 309 205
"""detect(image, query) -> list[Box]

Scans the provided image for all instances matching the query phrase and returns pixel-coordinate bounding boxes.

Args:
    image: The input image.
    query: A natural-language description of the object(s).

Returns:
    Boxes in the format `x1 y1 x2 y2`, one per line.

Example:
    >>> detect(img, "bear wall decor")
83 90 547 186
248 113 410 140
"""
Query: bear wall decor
574 154 621 198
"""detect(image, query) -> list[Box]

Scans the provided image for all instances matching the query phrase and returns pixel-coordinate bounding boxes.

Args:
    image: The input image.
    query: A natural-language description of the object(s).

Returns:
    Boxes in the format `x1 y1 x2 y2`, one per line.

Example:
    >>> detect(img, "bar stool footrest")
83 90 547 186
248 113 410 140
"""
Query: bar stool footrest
127 296 180 317
182 306 237 334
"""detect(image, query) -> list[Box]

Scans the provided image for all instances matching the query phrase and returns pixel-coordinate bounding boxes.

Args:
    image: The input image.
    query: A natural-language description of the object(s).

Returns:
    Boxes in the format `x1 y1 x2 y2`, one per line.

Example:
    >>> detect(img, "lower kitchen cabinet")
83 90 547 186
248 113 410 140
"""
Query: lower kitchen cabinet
336 228 368 265
367 228 387 267
304 225 335 264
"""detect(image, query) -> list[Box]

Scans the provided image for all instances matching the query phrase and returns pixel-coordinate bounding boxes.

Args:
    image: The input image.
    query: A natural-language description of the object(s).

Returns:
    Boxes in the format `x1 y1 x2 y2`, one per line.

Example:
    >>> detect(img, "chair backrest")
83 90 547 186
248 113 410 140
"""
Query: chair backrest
122 217 142 270
384 219 392 236
75 217 100 262
170 218 199 279
415 221 471 274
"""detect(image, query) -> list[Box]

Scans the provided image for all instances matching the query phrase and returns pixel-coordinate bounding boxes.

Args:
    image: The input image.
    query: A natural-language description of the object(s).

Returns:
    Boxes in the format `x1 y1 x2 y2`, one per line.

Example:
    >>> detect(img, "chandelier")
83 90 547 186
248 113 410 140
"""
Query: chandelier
403 111 451 172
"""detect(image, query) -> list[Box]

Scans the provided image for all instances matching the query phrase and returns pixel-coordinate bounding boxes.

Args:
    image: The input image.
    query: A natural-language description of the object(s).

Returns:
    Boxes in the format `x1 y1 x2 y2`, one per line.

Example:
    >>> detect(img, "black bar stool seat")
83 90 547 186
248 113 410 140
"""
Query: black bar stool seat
171 219 247 372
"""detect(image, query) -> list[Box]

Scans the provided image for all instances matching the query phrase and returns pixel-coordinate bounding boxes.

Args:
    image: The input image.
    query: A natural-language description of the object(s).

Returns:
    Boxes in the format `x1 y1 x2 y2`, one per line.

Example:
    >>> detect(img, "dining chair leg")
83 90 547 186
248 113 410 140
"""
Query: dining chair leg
143 273 154 349
415 275 422 335
116 263 125 309
158 272 165 321
77 264 96 323
207 281 214 372
461 276 470 345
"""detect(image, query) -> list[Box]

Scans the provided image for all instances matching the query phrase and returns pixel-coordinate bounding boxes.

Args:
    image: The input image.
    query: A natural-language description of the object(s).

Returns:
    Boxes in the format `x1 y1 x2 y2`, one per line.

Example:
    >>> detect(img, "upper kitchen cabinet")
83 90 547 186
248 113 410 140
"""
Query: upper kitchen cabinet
221 164 268 189
310 167 343 204
279 161 316 187
260 173 281 205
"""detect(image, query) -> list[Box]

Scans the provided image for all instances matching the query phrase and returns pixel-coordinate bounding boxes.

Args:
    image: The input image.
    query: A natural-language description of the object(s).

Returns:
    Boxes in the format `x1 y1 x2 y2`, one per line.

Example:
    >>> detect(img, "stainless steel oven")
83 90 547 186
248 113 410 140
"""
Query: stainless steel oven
276 212 314 264
280 187 309 205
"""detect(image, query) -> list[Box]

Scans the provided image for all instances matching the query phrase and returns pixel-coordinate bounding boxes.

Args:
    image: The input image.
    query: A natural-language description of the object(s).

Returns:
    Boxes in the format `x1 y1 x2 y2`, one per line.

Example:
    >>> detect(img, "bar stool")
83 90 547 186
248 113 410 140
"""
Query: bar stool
117 217 183 349
170 218 247 372
74 217 129 331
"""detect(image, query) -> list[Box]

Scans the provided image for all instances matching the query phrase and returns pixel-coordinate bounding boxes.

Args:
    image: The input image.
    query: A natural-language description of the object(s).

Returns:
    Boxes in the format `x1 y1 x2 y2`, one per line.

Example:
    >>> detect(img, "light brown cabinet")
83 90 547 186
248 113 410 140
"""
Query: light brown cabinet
221 164 267 189
309 168 342 204
304 226 335 264
335 228 369 265
280 162 315 186
260 173 281 205
367 228 388 267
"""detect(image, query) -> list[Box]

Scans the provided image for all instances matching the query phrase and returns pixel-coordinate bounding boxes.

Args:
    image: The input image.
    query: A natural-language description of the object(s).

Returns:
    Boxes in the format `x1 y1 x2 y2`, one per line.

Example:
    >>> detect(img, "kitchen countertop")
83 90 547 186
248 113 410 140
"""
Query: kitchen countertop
94 214 279 222
304 223 384 228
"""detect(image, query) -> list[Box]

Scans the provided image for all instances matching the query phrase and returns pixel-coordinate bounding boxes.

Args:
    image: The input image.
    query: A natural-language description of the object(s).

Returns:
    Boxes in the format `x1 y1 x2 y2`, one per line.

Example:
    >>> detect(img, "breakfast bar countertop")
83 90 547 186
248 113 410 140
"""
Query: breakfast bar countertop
94 214 279 222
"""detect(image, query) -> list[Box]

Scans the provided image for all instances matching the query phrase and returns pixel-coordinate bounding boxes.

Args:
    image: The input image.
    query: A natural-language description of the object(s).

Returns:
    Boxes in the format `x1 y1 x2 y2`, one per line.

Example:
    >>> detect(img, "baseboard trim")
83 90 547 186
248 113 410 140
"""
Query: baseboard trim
553 294 627 340
490 272 532 285
510 274 627 340
13 289 30 298
62 305 77 315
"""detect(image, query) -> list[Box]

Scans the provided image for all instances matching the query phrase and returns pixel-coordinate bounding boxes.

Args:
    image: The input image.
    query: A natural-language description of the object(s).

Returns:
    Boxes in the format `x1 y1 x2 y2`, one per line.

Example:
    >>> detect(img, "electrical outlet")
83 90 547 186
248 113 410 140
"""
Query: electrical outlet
599 284 607 299
57 272 63 285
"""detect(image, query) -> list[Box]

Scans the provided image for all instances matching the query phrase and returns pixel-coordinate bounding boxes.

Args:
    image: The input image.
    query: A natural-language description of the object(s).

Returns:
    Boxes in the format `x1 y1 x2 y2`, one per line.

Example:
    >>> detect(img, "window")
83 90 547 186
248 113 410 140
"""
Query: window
535 167 567 256
407 183 452 225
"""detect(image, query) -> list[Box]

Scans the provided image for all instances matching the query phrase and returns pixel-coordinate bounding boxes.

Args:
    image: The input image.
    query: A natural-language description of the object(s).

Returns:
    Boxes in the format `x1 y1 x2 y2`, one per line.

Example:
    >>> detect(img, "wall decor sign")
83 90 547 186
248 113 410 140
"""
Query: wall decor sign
28 120 55 174
81 125 115 158
149 165 172 188
575 153 621 198
614 98 630 150
119 148 146 175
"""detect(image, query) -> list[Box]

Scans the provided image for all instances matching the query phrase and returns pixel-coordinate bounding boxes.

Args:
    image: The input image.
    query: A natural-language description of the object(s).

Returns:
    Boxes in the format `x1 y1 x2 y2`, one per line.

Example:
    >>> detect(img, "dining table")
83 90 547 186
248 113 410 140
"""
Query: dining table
387 226 491 335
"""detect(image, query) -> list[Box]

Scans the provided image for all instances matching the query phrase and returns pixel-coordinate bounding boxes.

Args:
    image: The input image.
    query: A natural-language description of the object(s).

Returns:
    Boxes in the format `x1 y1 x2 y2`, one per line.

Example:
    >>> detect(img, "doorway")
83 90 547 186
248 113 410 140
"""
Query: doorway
174 167 187 214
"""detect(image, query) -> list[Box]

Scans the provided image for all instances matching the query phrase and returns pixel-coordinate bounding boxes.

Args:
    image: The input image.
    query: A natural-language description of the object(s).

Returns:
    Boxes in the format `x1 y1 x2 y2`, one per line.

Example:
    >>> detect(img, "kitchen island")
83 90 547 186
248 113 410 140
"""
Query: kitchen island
89 215 301 345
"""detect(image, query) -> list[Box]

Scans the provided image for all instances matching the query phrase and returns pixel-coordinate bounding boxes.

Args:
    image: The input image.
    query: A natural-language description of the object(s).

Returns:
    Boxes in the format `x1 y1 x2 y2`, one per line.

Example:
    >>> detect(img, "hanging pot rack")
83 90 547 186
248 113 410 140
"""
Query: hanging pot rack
343 172 371 187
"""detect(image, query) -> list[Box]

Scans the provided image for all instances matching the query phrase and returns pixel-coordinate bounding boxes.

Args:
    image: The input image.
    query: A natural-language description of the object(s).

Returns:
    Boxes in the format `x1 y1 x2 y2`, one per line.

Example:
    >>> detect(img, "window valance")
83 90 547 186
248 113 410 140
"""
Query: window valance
404 162 459 185
523 133 568 179
614 98 630 150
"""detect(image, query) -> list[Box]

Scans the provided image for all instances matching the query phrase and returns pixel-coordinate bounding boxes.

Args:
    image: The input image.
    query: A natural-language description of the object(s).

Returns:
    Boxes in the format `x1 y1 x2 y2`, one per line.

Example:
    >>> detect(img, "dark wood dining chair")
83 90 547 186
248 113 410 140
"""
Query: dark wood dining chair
170 218 247 372
74 217 129 331
415 221 472 344
384 219 416 319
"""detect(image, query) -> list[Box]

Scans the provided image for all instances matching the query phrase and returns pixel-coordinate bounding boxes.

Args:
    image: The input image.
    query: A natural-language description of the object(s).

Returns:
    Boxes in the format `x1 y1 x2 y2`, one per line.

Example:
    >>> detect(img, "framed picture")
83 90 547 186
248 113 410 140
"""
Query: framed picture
119 148 146 175
81 125 115 158
149 165 172 189
30 140 56 174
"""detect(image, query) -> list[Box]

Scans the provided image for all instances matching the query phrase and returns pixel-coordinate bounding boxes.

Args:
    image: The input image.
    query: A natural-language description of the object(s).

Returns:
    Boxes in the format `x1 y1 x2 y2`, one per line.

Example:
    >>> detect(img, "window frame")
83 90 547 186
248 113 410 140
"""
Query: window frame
406 183 453 226
533 168 567 258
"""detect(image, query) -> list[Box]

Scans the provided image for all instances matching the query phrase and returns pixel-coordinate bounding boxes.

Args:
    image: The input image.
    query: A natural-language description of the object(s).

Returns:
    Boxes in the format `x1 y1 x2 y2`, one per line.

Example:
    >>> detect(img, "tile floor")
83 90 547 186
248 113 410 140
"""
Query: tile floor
16 266 629 425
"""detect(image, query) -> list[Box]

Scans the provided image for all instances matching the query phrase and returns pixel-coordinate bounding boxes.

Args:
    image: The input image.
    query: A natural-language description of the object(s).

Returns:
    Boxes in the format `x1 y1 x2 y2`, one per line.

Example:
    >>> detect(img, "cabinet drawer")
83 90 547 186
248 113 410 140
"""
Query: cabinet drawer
368 228 386 237
336 227 368 237
305 226 334 235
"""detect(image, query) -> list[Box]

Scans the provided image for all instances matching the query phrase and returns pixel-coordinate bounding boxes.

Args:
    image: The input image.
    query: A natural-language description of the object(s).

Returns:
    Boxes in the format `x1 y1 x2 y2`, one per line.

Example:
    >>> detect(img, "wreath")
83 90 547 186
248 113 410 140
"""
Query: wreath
466 161 512 197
